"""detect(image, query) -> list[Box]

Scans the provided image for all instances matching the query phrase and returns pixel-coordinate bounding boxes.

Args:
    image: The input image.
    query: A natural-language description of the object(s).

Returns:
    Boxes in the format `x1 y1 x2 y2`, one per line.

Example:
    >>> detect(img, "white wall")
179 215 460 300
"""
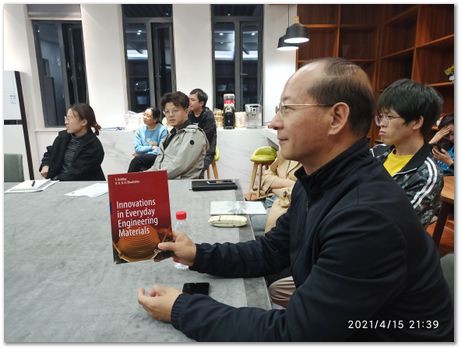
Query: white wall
262 4 297 124
173 4 214 108
81 4 128 128
3 4 44 178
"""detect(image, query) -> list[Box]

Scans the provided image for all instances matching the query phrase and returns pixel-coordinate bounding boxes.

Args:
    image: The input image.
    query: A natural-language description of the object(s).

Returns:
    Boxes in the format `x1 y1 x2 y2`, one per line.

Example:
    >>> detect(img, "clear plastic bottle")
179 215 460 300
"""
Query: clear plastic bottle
173 211 189 270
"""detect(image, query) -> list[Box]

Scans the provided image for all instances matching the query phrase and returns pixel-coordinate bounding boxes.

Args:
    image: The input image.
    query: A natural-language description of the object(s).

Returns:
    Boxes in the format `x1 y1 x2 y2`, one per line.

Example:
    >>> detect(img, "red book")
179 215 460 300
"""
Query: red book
108 171 173 264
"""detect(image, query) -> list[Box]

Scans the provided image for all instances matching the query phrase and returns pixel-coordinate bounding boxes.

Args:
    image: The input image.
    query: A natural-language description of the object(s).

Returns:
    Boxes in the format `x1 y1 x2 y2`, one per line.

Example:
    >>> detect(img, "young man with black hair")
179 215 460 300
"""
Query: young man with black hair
371 79 444 228
138 58 453 341
188 88 217 178
151 91 208 179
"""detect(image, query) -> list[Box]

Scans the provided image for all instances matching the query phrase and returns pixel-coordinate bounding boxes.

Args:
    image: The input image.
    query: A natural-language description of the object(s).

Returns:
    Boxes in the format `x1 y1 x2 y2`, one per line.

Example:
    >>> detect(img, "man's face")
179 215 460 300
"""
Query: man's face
163 102 188 128
270 63 332 168
188 94 203 114
376 108 413 146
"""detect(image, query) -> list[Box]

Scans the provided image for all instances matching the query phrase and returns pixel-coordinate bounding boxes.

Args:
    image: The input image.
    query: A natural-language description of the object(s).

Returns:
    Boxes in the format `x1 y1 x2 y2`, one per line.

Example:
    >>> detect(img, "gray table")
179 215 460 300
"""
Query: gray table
4 180 271 342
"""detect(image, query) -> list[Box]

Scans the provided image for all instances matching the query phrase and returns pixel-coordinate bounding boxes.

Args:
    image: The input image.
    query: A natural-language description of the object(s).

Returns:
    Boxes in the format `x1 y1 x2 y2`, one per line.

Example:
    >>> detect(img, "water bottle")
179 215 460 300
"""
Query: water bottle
173 211 189 270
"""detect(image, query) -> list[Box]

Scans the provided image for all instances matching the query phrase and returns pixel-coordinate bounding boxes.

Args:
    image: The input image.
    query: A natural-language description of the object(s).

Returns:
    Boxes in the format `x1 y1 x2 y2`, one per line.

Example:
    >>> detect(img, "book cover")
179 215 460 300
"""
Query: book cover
108 171 173 264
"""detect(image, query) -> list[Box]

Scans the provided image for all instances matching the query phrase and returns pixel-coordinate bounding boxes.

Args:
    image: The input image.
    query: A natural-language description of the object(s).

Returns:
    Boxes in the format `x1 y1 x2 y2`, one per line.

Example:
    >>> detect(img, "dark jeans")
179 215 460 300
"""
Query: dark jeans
128 154 157 172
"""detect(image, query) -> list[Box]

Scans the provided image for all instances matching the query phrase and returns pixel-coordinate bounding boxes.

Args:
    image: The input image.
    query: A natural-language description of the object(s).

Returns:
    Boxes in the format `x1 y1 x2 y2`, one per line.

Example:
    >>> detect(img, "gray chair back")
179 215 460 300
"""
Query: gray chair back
4 153 24 182
440 253 454 302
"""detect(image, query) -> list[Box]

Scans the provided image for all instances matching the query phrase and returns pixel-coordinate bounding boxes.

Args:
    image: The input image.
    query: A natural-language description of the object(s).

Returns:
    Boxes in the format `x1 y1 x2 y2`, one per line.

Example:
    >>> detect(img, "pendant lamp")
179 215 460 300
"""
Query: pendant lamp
284 16 309 44
277 35 298 51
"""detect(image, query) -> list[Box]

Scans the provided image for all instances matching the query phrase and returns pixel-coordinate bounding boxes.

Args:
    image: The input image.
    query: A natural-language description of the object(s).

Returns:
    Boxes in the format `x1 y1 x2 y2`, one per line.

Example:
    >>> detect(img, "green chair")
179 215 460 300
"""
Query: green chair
4 153 24 182
247 146 277 200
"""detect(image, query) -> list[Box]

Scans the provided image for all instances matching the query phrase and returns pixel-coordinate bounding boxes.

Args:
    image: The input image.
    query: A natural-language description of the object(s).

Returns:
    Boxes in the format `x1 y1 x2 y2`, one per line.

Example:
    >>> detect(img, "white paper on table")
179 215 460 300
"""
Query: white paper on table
65 183 108 198
5 179 57 193
210 201 267 215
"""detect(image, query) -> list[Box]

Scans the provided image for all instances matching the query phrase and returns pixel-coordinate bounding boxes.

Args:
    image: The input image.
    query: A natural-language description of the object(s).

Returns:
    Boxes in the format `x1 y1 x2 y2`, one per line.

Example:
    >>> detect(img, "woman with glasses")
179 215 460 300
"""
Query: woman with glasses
39 103 105 181
370 79 444 228
429 114 454 175
127 107 168 172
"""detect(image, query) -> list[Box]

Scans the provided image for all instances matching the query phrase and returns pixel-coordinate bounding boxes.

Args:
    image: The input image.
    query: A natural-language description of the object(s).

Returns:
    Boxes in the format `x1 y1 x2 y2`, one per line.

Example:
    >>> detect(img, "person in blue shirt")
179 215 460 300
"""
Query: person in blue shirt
429 114 454 175
127 107 168 172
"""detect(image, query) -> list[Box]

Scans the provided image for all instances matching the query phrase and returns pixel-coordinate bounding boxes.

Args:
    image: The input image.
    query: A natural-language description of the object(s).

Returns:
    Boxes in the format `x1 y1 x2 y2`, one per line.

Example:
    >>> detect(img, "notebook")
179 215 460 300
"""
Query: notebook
191 179 238 191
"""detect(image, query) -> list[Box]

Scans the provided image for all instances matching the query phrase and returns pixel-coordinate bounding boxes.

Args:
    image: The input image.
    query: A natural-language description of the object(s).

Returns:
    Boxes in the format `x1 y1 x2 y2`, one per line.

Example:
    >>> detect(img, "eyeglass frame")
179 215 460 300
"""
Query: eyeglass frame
163 108 184 116
374 113 402 127
275 102 332 119
63 114 77 122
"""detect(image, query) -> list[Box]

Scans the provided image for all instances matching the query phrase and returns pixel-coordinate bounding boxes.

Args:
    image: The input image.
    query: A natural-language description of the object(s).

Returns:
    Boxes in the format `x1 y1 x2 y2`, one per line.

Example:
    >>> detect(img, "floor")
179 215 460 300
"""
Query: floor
426 218 454 257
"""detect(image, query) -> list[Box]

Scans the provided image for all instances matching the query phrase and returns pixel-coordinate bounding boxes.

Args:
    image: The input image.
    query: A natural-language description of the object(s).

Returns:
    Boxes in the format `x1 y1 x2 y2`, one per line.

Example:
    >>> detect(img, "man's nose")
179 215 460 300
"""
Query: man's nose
269 111 283 130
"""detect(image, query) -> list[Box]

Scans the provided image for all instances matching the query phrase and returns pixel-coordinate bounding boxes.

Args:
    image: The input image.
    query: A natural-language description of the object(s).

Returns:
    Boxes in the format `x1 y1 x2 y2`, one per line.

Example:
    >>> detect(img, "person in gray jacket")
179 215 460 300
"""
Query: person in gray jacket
371 79 444 228
151 92 208 179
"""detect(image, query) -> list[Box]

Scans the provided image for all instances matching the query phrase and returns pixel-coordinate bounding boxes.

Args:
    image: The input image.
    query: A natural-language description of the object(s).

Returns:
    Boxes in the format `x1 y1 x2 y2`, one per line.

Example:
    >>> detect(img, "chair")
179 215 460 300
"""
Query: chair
245 146 277 200
206 146 220 179
4 153 24 182
440 253 454 301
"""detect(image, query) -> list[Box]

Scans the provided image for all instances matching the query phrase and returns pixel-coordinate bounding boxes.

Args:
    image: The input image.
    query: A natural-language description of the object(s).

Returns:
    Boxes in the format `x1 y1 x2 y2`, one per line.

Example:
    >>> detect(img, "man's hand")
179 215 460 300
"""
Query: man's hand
40 165 49 178
432 147 454 166
158 231 196 266
137 285 181 322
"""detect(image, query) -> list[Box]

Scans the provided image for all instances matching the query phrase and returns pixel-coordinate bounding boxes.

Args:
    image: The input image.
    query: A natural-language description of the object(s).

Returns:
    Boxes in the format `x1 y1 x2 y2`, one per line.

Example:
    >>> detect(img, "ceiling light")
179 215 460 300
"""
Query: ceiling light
284 16 309 44
277 35 298 51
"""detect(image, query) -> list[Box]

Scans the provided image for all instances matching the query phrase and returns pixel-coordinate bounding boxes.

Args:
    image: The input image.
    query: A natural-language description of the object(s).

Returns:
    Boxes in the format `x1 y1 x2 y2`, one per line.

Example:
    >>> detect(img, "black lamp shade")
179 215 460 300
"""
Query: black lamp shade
277 35 298 51
284 23 309 44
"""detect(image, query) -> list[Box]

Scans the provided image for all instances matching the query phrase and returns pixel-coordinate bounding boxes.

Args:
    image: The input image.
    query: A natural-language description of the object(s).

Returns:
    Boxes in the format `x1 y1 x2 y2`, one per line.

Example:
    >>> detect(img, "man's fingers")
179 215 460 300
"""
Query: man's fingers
158 241 176 251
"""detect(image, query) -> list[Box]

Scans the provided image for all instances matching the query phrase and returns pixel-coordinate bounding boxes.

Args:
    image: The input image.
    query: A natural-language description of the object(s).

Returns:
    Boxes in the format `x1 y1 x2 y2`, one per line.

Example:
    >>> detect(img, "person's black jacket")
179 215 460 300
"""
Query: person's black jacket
188 107 216 169
40 130 105 181
171 138 453 341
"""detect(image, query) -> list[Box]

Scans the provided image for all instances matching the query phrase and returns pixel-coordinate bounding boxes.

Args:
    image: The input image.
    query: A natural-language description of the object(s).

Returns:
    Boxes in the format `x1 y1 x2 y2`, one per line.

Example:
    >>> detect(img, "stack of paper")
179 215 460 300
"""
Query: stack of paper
65 183 108 198
5 179 57 193
210 201 267 215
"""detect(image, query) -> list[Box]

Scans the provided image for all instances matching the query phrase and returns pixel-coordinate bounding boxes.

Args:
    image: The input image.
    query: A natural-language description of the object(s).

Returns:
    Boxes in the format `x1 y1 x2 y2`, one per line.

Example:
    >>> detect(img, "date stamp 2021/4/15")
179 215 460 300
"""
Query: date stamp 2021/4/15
347 320 439 330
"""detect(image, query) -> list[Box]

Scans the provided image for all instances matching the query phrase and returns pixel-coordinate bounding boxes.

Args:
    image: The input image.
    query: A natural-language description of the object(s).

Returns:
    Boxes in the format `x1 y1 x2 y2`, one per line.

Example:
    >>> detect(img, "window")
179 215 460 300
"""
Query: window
33 21 87 127
123 5 175 112
212 5 263 111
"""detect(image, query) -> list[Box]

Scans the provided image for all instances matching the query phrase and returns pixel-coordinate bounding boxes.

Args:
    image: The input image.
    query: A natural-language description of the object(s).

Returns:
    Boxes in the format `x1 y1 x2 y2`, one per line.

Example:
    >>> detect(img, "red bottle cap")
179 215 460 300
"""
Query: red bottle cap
176 211 187 220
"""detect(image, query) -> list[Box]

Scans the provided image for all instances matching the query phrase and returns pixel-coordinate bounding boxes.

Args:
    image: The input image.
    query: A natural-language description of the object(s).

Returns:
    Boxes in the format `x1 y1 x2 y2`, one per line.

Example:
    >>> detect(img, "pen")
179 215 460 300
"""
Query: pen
31 180 35 187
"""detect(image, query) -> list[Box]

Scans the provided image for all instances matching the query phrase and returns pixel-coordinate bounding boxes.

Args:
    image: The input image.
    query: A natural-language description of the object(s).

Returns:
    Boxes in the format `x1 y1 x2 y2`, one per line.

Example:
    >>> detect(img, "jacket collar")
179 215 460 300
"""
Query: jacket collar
397 142 433 174
376 143 433 175
295 138 371 198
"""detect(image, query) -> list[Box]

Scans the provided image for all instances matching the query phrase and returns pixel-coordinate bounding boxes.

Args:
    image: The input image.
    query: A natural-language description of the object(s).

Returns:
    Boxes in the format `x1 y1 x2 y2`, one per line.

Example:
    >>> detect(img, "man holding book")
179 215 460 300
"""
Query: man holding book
138 58 453 341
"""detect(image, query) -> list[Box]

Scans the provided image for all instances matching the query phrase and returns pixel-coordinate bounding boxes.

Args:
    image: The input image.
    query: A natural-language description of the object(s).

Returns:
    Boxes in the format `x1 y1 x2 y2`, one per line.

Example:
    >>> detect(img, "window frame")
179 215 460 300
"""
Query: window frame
123 16 176 110
211 6 264 111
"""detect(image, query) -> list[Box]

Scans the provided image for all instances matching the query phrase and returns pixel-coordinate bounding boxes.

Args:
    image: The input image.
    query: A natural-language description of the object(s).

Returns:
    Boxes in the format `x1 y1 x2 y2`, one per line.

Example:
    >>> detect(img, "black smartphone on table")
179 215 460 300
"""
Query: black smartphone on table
182 282 210 295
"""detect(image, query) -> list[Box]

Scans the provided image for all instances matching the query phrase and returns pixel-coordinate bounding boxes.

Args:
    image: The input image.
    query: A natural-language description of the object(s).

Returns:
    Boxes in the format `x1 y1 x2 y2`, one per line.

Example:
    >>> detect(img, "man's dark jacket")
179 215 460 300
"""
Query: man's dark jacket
188 107 216 169
171 138 453 341
40 130 105 181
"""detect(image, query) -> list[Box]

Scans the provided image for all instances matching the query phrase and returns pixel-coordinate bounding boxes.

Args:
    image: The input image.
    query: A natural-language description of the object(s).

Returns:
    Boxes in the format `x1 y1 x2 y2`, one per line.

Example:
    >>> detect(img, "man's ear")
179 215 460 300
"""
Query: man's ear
412 115 424 131
328 102 350 135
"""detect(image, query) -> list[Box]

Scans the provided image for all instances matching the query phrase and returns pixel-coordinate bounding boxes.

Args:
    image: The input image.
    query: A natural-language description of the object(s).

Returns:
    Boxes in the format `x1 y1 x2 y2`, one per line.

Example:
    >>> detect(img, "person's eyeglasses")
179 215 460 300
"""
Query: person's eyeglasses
63 115 74 122
163 109 182 116
374 113 402 127
143 113 153 118
275 102 331 119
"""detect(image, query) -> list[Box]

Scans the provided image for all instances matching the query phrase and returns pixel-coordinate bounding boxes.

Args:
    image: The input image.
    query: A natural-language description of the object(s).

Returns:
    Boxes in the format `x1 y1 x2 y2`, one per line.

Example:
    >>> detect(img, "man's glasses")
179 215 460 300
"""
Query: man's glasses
275 102 331 119
163 109 182 116
374 113 402 127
